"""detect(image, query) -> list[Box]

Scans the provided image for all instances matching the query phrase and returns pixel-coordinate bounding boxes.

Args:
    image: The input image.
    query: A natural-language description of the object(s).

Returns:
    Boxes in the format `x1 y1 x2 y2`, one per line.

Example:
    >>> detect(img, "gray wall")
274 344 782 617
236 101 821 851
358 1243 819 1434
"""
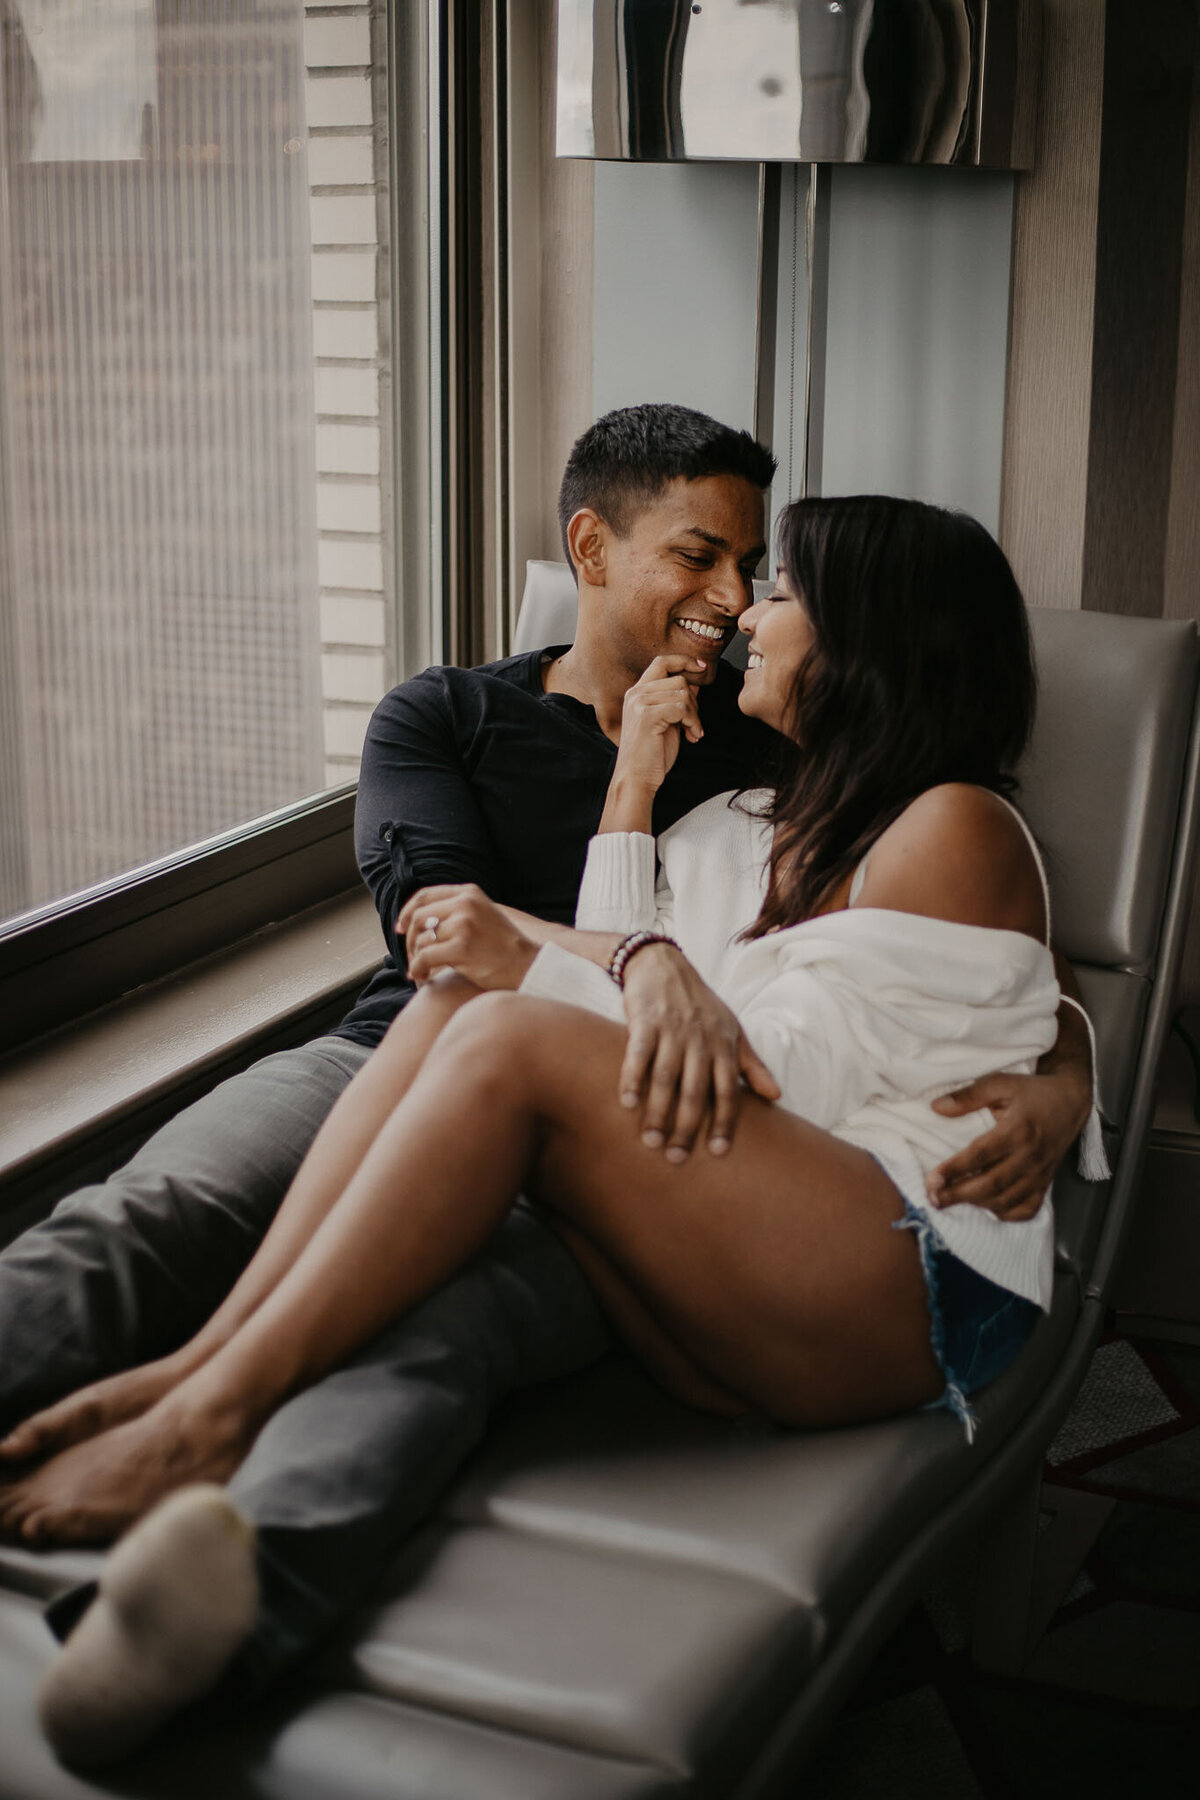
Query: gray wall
593 162 760 430
591 159 1015 545
820 166 1015 536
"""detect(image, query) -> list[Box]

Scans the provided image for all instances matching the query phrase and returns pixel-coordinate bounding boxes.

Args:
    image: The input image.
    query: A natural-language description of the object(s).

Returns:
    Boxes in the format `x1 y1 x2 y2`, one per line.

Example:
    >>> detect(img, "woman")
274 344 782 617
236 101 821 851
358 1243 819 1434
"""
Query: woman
20 495 1093 1763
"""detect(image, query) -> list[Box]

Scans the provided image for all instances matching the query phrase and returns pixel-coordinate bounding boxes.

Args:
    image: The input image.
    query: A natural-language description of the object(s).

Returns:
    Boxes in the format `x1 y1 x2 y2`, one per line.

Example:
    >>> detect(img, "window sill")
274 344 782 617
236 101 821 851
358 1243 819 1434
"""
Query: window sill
0 789 359 1058
0 890 382 1228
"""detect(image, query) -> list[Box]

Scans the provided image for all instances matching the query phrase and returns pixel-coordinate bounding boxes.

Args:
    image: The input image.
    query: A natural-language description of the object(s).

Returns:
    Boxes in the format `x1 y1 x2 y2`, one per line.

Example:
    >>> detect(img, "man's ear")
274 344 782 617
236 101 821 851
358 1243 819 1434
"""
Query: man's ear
566 508 608 586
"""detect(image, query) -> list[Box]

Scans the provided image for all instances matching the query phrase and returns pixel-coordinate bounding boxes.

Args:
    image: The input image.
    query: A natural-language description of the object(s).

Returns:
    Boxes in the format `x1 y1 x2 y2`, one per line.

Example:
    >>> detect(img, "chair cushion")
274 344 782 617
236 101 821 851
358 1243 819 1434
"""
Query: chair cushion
0 1274 1078 1799
0 1593 669 1800
1 597 1189 1797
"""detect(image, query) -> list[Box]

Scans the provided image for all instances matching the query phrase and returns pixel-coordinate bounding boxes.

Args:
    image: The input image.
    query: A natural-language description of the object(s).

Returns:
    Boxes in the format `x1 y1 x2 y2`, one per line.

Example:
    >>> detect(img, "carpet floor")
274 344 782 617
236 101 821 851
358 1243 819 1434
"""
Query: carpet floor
804 1331 1200 1799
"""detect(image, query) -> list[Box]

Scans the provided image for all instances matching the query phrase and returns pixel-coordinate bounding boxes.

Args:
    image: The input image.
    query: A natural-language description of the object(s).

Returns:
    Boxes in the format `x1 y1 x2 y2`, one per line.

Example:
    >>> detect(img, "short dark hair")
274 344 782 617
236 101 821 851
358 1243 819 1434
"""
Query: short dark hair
557 403 777 568
746 494 1036 934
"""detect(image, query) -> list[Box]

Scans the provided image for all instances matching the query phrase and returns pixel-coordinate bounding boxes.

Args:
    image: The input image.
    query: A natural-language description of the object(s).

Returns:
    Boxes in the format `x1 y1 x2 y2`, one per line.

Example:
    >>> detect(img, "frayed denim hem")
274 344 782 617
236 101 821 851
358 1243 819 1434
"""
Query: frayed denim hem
893 1205 979 1444
892 1199 1041 1446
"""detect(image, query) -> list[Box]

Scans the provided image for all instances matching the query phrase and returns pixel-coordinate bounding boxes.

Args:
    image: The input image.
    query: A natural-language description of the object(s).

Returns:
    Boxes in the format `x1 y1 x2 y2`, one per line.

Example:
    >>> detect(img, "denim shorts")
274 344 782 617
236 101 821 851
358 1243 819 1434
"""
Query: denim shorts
895 1201 1040 1441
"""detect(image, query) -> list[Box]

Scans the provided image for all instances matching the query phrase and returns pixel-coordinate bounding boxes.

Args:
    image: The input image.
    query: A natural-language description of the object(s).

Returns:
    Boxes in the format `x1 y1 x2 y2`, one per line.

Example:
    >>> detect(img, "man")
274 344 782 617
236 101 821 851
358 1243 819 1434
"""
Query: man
0 405 1092 1754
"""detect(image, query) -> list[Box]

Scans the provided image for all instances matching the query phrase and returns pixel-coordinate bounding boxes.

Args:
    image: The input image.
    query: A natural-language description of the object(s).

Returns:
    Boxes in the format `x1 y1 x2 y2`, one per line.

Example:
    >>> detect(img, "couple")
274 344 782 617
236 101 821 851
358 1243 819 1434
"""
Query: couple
0 405 1097 1765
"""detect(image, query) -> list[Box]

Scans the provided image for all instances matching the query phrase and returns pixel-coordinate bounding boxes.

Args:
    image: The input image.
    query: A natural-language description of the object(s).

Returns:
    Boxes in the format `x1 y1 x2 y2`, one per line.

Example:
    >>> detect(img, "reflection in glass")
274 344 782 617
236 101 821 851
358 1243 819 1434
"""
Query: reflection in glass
558 0 1032 170
15 0 156 163
0 2 391 922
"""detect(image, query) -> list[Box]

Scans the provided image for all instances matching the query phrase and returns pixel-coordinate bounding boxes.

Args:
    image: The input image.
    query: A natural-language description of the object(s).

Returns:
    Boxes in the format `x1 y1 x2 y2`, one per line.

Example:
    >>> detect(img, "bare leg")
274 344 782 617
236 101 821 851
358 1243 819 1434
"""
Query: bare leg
0 976 482 1468
548 1222 748 1416
0 994 939 1545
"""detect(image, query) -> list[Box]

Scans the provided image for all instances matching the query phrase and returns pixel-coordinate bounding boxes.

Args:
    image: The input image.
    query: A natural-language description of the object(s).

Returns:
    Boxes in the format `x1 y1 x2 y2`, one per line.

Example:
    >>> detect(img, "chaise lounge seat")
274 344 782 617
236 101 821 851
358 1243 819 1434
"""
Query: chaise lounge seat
0 588 1196 1800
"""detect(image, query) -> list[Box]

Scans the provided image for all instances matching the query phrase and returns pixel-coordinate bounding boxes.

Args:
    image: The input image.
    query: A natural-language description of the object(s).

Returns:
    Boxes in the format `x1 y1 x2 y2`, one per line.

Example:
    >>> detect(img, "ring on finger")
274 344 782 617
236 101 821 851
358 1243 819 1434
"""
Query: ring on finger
424 914 441 940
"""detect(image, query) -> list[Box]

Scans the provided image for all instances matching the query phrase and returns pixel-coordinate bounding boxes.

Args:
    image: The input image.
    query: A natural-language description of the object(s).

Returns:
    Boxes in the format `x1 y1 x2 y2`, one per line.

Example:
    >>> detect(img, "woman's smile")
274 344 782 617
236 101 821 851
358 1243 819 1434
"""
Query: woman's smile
737 571 813 729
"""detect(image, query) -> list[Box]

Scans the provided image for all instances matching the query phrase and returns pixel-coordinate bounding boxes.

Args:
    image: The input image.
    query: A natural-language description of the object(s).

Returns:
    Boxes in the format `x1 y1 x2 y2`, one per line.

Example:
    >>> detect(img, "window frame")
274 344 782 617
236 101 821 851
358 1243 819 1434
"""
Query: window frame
0 787 364 1056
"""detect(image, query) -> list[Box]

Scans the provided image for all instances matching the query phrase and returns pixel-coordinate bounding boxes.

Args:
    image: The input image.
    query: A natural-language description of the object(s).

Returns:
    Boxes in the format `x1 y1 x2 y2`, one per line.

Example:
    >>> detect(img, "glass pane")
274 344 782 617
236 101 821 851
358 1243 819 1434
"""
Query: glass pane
0 0 393 924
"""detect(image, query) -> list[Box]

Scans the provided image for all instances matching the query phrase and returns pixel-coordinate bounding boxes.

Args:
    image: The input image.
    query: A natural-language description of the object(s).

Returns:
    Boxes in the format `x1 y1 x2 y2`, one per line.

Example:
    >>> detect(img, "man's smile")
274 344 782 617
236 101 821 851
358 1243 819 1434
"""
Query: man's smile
673 616 732 647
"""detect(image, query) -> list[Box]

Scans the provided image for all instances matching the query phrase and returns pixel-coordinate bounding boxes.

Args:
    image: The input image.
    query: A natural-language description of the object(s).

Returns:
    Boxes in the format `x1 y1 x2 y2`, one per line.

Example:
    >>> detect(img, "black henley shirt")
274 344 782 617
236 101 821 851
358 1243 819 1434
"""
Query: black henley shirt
333 647 776 1048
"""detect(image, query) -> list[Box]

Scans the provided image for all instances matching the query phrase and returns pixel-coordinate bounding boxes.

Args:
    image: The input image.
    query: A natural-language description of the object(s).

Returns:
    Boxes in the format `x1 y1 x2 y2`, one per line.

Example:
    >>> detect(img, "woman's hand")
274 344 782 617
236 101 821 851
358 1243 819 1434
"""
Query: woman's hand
925 1064 1092 1220
620 941 781 1159
398 884 538 990
599 656 707 834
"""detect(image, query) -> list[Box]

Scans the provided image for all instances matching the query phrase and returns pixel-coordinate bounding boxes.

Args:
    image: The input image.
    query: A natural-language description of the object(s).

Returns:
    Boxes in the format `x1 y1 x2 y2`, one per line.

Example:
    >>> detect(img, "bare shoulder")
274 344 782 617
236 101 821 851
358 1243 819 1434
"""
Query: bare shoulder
854 784 1046 938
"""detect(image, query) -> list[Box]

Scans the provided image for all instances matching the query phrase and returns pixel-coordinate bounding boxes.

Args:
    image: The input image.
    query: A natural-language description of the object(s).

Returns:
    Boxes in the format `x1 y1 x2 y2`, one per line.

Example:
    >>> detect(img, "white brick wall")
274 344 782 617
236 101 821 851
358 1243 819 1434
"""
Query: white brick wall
311 251 376 303
309 195 377 245
322 650 386 703
311 307 378 360
317 481 382 534
304 15 372 66
307 137 375 187
314 365 379 416
315 423 381 475
323 707 373 761
318 538 384 593
305 75 372 128
306 3 388 775
320 594 386 645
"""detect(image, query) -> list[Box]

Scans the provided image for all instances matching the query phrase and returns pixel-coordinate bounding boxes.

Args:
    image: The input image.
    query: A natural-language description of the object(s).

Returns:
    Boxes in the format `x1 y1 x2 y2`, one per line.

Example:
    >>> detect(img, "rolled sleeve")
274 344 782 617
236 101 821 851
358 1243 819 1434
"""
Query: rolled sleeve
519 942 627 1023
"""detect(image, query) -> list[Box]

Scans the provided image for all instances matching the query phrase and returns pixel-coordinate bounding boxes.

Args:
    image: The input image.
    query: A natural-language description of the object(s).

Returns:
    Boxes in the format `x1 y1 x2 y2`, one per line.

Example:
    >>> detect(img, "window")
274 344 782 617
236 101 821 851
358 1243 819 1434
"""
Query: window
0 0 411 931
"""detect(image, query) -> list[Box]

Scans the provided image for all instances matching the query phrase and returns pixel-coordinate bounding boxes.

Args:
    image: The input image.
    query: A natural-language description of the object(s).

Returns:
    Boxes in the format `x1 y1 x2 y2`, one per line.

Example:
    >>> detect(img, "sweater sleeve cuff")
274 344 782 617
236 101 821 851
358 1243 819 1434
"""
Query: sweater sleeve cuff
1058 995 1113 1182
518 942 627 1022
575 832 658 932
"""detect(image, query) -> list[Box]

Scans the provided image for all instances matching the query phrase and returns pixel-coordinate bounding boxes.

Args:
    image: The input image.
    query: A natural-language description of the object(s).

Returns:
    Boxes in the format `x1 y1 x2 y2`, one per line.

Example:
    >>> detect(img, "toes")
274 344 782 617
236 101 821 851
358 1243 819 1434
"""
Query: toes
1 1397 104 1466
20 1501 75 1549
0 1424 39 1463
0 1486 34 1542
0 1476 90 1550
1 1413 63 1465
20 1409 82 1462
20 1509 48 1547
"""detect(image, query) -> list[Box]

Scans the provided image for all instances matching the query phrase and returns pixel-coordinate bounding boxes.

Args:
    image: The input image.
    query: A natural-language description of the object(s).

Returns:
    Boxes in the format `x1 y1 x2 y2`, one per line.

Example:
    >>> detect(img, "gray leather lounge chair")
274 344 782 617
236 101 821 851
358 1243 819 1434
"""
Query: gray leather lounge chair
0 578 1197 1800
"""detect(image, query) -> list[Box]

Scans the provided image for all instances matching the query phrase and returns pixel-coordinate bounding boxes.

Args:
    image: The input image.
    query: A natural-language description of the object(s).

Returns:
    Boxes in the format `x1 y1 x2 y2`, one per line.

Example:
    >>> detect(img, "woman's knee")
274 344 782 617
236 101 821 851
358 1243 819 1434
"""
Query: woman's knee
422 996 613 1133
425 990 548 1084
382 973 480 1045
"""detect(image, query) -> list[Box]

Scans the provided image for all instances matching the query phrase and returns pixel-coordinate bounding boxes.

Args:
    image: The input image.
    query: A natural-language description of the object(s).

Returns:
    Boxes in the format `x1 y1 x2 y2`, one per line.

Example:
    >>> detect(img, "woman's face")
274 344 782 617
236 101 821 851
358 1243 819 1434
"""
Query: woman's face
736 568 816 736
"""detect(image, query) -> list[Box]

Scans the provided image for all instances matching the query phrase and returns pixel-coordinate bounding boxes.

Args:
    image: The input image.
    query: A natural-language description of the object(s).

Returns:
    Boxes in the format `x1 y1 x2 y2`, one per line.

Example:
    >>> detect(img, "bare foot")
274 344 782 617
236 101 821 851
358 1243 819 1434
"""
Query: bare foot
0 1357 189 1468
0 1391 259 1547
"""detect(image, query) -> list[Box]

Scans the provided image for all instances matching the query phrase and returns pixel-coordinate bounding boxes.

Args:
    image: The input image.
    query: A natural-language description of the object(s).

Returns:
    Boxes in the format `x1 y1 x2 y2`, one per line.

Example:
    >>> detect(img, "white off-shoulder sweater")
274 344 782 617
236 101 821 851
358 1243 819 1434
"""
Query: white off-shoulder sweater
520 789 1077 1310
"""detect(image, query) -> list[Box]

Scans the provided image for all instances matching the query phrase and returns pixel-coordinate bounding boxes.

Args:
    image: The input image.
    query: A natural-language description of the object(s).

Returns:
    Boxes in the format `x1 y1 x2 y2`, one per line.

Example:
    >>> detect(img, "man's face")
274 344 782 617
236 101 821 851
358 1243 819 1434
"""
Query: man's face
580 474 767 685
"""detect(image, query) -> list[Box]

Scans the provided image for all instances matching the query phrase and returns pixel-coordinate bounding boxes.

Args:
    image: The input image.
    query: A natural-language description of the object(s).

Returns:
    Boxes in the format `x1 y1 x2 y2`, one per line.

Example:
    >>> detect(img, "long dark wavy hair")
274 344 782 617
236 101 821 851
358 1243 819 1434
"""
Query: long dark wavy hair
744 495 1036 937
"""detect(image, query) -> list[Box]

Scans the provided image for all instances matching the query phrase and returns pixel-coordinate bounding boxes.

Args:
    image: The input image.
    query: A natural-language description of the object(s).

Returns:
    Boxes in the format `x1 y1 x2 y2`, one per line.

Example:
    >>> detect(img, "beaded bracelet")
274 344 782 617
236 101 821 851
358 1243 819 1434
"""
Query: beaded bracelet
607 929 681 989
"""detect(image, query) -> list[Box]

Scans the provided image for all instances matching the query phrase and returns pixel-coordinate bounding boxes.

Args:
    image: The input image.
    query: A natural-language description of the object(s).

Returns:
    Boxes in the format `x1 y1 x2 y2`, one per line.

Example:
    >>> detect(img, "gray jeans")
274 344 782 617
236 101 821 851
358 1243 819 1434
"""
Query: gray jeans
0 1036 610 1687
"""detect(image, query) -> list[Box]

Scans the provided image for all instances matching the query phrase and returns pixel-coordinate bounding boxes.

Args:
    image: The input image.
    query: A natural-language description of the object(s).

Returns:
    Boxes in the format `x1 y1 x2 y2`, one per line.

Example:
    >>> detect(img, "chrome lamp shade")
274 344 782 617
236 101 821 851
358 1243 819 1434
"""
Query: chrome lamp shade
557 0 1039 169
